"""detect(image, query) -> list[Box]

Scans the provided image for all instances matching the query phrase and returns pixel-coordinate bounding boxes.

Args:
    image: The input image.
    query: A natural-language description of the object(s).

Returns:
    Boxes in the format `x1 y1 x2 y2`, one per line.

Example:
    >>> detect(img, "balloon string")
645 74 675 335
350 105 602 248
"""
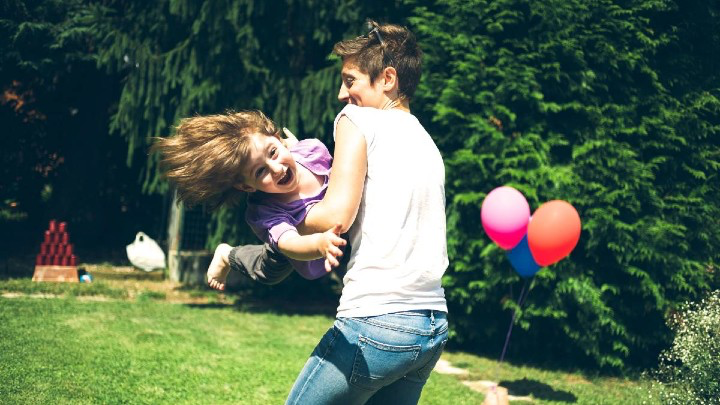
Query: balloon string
508 267 515 301
516 277 531 308
493 277 532 386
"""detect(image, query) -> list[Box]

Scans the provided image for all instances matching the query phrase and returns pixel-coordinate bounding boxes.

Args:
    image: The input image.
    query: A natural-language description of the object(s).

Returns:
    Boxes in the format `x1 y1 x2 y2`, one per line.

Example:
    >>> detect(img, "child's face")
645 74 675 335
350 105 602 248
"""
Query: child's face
338 58 387 108
235 133 299 195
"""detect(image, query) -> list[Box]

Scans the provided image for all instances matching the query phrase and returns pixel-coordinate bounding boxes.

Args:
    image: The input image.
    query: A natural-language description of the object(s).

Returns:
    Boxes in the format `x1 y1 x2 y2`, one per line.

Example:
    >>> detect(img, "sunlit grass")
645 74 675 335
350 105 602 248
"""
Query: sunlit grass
0 297 484 404
440 351 661 404
1 273 661 404
0 277 128 299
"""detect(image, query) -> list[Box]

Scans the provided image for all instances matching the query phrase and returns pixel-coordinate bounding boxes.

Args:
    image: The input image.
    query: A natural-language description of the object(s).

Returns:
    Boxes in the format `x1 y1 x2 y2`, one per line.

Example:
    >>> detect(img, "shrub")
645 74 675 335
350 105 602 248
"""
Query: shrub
654 290 720 404
410 0 720 370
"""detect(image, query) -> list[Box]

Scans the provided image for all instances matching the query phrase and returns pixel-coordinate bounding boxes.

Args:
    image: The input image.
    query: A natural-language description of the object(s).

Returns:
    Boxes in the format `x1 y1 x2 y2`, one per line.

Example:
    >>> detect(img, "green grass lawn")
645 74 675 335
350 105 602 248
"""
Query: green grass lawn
0 278 660 404
441 352 660 404
0 296 483 404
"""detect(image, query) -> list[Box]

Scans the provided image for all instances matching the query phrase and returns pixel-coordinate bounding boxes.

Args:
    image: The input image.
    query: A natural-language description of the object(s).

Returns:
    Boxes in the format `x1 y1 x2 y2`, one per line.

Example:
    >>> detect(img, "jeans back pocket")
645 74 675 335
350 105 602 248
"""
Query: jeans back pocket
350 335 421 391
415 338 448 381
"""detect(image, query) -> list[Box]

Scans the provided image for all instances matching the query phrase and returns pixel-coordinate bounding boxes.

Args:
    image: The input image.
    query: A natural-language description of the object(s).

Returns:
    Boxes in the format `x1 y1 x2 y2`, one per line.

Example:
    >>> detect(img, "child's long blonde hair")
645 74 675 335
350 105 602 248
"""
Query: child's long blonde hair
152 110 280 209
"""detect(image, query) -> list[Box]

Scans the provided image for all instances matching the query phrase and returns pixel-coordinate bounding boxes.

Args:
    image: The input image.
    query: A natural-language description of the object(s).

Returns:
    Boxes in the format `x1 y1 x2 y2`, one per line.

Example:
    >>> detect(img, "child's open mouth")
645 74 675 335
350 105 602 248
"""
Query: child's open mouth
277 169 293 185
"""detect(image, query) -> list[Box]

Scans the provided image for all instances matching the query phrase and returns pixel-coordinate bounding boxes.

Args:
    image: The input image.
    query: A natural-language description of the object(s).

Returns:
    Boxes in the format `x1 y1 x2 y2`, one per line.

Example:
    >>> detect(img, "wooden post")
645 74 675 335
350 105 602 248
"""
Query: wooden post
167 189 184 283
166 190 213 286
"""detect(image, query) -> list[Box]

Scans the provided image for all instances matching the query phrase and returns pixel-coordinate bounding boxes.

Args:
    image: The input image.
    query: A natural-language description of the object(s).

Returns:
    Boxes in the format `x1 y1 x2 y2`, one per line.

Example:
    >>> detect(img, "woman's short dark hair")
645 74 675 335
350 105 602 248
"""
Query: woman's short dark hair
333 20 422 100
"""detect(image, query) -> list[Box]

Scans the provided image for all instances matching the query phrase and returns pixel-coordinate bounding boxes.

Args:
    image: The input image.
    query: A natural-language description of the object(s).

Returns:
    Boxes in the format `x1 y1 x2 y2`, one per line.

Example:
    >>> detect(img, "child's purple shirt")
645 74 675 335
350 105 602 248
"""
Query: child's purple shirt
245 139 332 280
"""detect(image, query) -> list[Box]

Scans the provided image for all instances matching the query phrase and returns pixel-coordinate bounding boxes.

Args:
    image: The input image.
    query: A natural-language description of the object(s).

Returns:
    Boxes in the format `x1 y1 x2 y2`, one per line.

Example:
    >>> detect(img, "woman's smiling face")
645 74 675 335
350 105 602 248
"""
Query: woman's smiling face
235 133 299 195
337 59 387 108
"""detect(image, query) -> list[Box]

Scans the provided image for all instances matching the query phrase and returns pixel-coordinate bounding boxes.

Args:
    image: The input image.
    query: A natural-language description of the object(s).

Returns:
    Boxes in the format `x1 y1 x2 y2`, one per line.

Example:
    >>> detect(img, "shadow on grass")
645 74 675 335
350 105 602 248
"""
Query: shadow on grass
500 378 577 402
184 296 337 317
184 302 235 310
182 272 340 317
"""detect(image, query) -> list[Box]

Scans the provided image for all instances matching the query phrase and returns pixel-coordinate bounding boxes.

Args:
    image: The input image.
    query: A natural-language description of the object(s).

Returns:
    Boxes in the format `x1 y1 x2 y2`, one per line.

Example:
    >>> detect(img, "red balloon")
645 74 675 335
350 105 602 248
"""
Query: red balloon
528 200 581 266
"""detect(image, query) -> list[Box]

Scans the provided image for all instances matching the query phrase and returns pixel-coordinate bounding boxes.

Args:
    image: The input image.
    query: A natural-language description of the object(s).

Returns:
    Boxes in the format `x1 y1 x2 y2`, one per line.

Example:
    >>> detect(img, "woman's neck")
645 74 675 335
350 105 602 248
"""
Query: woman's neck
381 97 411 113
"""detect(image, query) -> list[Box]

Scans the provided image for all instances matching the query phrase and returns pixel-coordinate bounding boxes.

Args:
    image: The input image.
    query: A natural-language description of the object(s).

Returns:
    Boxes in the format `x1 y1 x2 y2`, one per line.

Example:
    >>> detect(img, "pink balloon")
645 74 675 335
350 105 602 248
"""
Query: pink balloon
481 186 531 250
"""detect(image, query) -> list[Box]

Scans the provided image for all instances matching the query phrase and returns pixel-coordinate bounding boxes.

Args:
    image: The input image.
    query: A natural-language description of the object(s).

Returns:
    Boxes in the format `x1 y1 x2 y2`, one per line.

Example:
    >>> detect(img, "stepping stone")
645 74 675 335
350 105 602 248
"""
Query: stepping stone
463 380 533 402
434 358 469 375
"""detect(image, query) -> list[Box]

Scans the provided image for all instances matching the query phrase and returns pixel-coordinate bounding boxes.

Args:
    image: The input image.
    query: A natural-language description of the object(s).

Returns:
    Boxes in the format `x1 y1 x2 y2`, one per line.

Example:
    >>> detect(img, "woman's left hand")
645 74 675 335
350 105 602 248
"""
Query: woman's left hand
282 127 299 148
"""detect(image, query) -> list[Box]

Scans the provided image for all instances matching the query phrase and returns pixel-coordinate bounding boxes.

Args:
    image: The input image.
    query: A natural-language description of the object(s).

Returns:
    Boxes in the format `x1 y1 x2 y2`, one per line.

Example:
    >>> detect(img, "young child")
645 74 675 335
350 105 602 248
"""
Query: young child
152 110 347 289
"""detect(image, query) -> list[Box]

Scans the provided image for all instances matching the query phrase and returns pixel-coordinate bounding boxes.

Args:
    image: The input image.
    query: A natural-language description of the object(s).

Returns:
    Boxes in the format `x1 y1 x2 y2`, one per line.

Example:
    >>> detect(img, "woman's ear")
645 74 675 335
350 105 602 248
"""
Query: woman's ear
381 66 398 92
233 183 255 193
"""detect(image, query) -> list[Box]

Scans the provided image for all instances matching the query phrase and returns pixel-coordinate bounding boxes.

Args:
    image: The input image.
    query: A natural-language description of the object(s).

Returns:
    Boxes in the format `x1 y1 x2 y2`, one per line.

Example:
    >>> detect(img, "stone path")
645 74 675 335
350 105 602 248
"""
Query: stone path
433 358 533 402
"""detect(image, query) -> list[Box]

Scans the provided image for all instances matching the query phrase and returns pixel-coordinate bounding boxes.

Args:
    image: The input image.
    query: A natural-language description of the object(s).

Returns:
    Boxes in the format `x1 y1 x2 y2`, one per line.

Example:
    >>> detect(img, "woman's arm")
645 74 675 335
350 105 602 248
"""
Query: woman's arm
298 116 367 234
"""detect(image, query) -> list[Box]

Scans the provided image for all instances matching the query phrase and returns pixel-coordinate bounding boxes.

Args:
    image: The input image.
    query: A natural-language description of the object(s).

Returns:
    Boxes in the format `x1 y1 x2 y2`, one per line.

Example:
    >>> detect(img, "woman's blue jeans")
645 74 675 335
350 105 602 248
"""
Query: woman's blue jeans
286 310 449 405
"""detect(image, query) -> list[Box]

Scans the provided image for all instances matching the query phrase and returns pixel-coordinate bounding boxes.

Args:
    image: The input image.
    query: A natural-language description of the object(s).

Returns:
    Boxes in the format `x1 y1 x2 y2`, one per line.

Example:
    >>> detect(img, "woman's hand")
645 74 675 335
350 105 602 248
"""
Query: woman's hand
282 127 299 148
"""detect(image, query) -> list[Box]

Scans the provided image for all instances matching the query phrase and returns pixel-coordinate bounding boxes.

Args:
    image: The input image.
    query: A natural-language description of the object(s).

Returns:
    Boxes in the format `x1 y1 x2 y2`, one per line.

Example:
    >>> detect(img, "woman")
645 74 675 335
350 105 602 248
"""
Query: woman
285 21 449 404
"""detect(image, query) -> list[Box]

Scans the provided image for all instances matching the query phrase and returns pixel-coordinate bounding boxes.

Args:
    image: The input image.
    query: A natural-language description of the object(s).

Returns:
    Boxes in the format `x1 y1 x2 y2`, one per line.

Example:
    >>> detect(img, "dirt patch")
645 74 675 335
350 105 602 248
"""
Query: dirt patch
91 266 236 305
1 292 114 302
564 374 591 385
3 264 233 305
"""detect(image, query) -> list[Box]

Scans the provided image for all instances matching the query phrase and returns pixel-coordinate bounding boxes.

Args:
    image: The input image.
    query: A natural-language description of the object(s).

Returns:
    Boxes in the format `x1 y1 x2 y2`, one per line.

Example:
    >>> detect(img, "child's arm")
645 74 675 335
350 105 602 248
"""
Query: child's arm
277 224 347 271
299 116 367 234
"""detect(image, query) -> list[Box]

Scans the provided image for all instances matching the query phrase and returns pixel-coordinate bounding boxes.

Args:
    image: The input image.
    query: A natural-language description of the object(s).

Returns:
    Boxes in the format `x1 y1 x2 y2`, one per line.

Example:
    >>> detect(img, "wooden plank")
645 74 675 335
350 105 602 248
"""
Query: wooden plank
32 266 79 283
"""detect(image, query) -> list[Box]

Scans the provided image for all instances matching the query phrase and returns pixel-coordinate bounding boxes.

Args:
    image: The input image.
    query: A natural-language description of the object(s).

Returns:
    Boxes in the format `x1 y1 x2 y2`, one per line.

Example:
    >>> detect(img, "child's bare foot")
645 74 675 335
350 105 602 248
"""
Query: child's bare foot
207 243 232 291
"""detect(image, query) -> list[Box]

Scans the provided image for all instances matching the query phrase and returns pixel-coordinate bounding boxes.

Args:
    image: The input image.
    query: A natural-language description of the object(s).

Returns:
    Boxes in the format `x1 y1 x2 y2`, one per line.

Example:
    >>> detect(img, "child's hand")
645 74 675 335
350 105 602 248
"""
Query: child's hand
319 224 347 272
207 243 232 291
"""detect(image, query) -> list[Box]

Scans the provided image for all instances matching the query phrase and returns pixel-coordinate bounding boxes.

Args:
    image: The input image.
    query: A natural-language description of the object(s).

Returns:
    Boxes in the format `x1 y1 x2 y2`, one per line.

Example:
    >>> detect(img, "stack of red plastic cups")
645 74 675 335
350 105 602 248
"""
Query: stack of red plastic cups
35 220 78 267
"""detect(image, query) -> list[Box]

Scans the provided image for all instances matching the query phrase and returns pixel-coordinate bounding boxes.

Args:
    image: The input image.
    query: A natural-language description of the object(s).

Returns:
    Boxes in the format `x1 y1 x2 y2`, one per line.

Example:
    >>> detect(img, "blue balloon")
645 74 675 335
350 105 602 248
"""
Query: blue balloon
506 234 541 278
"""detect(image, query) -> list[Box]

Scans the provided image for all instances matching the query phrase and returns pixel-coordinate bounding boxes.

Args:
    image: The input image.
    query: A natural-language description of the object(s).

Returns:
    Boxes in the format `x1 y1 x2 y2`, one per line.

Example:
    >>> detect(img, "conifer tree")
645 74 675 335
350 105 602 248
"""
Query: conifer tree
1 0 159 255
83 0 408 246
